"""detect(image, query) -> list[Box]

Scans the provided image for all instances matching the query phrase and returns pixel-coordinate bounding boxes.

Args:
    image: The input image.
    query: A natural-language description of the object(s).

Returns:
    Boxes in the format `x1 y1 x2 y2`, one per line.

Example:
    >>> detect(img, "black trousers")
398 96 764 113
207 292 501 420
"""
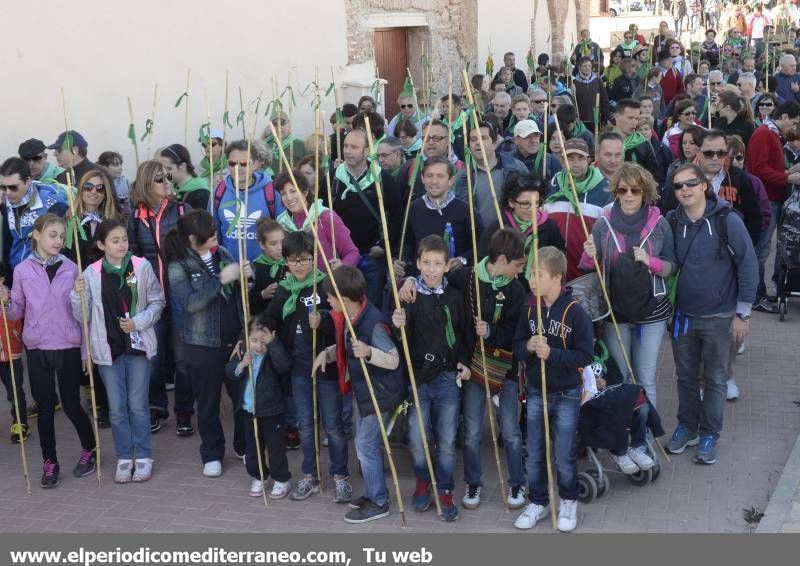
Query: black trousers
244 412 290 482
0 358 27 425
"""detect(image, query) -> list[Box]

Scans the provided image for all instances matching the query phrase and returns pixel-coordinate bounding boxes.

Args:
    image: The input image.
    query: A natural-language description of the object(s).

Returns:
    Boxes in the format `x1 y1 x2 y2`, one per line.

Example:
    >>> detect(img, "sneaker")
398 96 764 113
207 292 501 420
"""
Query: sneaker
234 445 246 460
627 446 655 471
270 480 292 500
285 427 301 451
344 500 390 524
322 436 329 447
176 413 194 437
610 452 639 474
333 475 353 503
462 484 482 509
203 460 222 477
726 379 739 401
694 435 718 465
438 491 459 522
754 298 779 314
97 407 110 429
132 459 153 482
507 485 527 510
27 402 39 420
249 479 265 497
165 378 175 391
290 475 319 500
737 341 746 355
557 499 578 532
10 422 30 444
348 495 368 510
150 409 163 433
40 459 60 489
666 425 699 454
412 478 431 512
114 459 133 483
514 502 549 529
73 449 96 477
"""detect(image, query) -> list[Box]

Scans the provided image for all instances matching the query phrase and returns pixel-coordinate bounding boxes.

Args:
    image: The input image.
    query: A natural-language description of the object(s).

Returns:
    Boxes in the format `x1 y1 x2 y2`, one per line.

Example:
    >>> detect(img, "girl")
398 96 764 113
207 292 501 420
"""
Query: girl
395 119 421 159
158 144 211 211
97 150 131 216
713 91 756 146
0 213 96 488
662 99 700 158
164 209 247 477
71 218 165 482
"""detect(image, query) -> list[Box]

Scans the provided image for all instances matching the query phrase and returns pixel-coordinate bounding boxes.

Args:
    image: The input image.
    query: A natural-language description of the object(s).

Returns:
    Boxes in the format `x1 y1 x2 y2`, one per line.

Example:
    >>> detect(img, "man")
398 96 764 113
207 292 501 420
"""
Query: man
439 93 466 160
571 29 603 72
556 105 594 150
329 103 359 162
612 99 662 182
683 73 709 122
18 138 64 186
544 138 609 280
0 157 67 269
528 88 549 133
396 120 464 203
594 131 624 181
376 137 405 180
747 4 769 58
510 120 561 180
387 88 430 143
774 54 800 104
629 23 646 46
735 72 760 115
493 52 529 92
666 163 758 465
490 92 513 134
704 69 726 119
746 101 800 307
572 57 609 133
608 58 641 104
454 121 527 228
330 129 401 309
49 130 97 187
728 55 761 88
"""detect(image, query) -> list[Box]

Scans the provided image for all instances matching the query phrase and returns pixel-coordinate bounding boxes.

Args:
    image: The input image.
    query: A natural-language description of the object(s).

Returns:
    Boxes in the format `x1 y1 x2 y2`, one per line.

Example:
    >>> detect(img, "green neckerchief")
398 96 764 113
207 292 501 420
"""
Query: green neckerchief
476 257 514 323
443 305 456 348
199 154 226 179
572 120 589 138
279 269 325 319
532 143 546 176
506 112 536 135
619 40 638 52
276 199 328 233
267 134 299 161
253 254 286 279
616 130 647 152
578 40 594 58
511 211 533 233
403 137 423 157
593 338 609 375
176 176 209 197
39 162 65 185
102 252 137 316
548 166 604 205
334 162 379 200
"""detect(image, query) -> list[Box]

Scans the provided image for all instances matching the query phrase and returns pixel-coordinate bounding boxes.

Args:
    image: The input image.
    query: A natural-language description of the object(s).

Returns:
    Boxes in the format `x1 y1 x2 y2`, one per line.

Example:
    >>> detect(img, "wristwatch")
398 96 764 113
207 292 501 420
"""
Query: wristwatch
736 313 751 322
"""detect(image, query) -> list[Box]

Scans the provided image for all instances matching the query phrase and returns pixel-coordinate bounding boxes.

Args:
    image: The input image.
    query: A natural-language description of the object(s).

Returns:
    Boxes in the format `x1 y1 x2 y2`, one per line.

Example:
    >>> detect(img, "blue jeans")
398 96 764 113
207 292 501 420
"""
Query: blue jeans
291 376 349 477
462 379 487 486
407 371 461 492
757 200 782 298
499 378 525 488
342 390 354 437
98 354 152 460
526 386 581 505
358 253 387 311
603 320 666 409
356 411 389 506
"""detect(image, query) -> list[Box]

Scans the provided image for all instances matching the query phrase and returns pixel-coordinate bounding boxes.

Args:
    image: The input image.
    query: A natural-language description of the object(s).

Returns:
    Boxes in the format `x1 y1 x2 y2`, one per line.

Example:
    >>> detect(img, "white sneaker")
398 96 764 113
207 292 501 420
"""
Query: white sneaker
557 499 578 532
737 341 746 355
203 460 222 477
270 480 291 499
514 502 549 529
627 446 655 471
726 379 739 401
507 485 527 510
462 484 481 509
249 479 264 497
610 452 639 474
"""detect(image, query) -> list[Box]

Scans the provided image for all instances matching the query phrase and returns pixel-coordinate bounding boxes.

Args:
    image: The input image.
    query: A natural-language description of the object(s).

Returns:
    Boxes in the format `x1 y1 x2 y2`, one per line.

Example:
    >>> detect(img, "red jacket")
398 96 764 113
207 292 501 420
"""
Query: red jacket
660 68 684 107
746 124 789 202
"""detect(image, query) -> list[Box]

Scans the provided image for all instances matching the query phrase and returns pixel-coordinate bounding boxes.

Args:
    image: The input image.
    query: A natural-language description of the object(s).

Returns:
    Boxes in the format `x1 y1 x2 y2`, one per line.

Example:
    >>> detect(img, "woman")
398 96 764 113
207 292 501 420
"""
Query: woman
637 68 666 116
394 118 421 159
272 172 359 270
295 154 327 199
662 99 700 158
700 29 720 67
616 31 639 58
67 168 122 266
713 91 755 146
358 95 377 113
754 92 780 126
547 131 566 168
660 126 704 215
666 39 693 75
581 163 675 408
653 21 670 63
471 74 491 112
159 144 210 211
604 48 624 89
499 67 523 97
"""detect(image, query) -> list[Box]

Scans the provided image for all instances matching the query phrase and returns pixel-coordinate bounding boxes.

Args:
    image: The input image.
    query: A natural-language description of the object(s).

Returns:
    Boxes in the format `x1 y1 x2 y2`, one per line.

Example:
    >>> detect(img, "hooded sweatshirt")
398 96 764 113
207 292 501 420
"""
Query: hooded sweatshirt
175 176 210 211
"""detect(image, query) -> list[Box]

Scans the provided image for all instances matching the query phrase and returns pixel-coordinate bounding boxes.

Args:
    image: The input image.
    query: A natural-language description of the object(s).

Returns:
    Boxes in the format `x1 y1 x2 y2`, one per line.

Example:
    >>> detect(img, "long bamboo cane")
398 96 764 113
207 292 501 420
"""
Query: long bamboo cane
311 106 324 494
322 122 337 260
1 301 31 494
239 87 246 139
184 69 191 148
270 122 406 525
459 119 509 512
447 72 454 156
206 98 215 203
147 84 158 159
273 75 284 174
594 93 600 154
127 97 141 171
530 192 559 530
364 117 442 517
332 67 343 164
223 70 230 146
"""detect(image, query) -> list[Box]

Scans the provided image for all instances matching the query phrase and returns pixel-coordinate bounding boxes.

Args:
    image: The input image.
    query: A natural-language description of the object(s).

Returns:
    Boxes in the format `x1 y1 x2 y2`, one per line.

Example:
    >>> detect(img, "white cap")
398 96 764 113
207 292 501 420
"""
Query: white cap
513 119 541 138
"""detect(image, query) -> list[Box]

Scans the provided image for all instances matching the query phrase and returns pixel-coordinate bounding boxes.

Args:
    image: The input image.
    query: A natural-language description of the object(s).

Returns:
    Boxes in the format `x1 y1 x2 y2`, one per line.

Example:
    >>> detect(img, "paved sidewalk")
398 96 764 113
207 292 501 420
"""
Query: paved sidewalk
0 308 798 533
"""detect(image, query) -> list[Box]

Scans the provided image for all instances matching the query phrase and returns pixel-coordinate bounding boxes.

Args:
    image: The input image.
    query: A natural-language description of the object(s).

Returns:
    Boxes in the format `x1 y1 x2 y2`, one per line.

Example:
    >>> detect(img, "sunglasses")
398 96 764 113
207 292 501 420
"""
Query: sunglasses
710 81 722 86
228 160 250 168
759 102 774 107
82 182 106 193
681 111 697 117
616 187 643 195
399 104 415 109
0 183 23 192
701 149 727 158
532 99 547 103
272 119 289 127
672 178 705 191
23 155 45 163
210 140 221 147
732 154 745 161
153 176 168 184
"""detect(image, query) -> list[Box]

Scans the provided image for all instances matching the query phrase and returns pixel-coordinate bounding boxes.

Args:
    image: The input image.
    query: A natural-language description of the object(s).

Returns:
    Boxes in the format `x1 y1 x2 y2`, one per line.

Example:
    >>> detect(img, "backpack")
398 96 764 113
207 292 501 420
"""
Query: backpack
213 180 277 219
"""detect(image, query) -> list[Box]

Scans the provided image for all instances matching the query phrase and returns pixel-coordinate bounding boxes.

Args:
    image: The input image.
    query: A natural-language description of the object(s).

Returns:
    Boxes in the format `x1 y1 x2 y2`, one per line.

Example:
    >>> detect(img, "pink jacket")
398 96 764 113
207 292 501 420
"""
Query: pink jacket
289 209 360 269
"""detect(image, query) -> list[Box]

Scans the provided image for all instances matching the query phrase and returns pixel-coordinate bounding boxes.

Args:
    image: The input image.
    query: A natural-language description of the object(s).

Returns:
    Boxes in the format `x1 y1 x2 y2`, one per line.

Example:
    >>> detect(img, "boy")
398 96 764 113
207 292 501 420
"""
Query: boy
512 246 593 533
265 231 351 502
392 235 472 521
312 266 405 523
507 95 533 137
250 218 286 316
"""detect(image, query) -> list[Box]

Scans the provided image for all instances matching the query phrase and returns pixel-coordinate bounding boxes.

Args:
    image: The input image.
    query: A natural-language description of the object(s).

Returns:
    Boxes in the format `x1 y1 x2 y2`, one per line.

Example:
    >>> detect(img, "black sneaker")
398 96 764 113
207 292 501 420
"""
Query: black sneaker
97 408 110 429
27 402 39 420
754 298 779 314
41 459 60 489
348 495 368 510
344 500 390 524
285 426 301 450
150 409 163 433
234 445 246 460
10 422 30 444
73 449 96 477
176 413 194 437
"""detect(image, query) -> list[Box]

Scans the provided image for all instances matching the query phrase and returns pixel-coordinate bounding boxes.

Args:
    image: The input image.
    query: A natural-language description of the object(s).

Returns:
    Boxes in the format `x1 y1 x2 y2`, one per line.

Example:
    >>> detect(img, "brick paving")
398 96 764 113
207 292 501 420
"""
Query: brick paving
0 309 799 534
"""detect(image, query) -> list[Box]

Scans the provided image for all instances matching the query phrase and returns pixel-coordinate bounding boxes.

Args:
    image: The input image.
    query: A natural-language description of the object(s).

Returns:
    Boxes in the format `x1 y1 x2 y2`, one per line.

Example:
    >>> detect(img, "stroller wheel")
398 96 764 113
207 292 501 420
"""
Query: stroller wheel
577 472 598 503
627 467 653 486
650 461 661 483
587 469 609 497
779 300 788 321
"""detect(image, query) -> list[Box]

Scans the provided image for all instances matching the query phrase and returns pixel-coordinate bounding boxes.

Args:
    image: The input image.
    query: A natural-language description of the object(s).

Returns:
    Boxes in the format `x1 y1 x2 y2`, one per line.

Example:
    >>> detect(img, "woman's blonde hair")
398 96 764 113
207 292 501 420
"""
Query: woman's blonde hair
75 168 120 220
129 160 168 208
610 162 658 205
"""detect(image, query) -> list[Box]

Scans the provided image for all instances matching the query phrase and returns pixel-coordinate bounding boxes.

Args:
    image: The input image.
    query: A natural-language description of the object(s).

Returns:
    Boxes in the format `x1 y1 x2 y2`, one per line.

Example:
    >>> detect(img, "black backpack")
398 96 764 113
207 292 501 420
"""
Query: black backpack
608 251 660 323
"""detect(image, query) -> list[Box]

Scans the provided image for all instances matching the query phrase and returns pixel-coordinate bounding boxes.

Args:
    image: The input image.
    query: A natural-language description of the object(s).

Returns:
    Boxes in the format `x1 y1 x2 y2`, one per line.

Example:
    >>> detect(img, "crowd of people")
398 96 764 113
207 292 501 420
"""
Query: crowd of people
1 0 798 533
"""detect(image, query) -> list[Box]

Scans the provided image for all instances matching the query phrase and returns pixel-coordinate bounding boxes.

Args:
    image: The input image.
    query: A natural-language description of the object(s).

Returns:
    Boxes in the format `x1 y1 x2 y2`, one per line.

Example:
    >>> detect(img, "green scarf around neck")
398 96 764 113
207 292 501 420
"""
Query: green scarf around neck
253 254 286 279
548 166 604 204
334 162 379 200
102 252 137 315
620 131 647 152
511 211 533 233
476 257 514 292
276 199 328 233
403 137 423 157
199 154 226 179
572 120 589 138
176 176 209 197
279 269 325 319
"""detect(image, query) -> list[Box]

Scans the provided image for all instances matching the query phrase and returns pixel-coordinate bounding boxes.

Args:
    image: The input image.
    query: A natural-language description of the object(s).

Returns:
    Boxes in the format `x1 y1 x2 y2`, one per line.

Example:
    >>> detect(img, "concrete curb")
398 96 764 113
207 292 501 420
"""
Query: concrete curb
757 432 800 533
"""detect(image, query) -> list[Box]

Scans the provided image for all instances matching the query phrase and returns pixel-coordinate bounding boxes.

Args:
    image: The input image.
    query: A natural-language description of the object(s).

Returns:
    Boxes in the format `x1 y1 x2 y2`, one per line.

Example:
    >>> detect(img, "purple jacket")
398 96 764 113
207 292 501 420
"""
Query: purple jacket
7 256 83 352
747 172 772 232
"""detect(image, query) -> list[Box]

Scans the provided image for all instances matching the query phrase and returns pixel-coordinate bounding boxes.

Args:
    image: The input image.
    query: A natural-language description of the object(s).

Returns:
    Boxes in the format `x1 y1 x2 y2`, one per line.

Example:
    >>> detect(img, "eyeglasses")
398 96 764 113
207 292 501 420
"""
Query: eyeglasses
426 135 448 143
153 176 167 184
701 149 727 159
0 183 23 192
616 187 643 195
710 81 722 86
513 199 533 209
228 160 250 168
210 140 221 147
376 152 400 159
23 155 45 163
759 102 774 107
287 257 313 267
681 111 697 117
672 178 705 191
272 119 289 127
399 104 415 109
532 99 547 104
82 182 106 193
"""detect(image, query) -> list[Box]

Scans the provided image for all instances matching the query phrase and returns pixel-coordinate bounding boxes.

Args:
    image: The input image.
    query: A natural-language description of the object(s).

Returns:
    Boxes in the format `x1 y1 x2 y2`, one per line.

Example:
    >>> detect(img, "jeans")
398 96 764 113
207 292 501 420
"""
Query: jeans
243 413 290 482
291 376 349 477
358 253 387 311
98 354 151 460
757 200 782 298
603 320 666 409
751 38 765 59
342 390 354 437
499 378 525 488
462 379 486 486
672 316 732 438
407 371 461 492
526 386 581 505
356 411 390 506
1 359 27 425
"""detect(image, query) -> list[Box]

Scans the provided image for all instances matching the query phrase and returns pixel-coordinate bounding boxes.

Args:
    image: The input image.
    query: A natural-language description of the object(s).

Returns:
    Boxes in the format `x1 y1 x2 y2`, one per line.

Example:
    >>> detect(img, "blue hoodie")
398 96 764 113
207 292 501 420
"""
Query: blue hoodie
214 171 285 262
4 182 67 269
670 195 757 318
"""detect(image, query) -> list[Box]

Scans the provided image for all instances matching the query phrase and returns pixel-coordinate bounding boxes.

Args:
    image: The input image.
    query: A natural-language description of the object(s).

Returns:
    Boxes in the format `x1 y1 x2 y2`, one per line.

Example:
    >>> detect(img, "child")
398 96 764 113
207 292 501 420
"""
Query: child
71 218 165 483
512 246 593 532
226 315 293 499
506 94 533 137
97 150 131 216
264 231 351 502
250 218 287 317
391 234 472 522
0 266 28 444
312 265 405 523
164 209 247 477
0 213 97 488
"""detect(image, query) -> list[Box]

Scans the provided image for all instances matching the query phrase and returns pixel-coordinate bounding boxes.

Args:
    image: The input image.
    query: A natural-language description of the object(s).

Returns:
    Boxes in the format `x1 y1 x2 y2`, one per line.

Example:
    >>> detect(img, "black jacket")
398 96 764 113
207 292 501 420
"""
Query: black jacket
226 339 292 417
249 261 287 316
128 200 190 291
625 136 664 183
713 114 756 146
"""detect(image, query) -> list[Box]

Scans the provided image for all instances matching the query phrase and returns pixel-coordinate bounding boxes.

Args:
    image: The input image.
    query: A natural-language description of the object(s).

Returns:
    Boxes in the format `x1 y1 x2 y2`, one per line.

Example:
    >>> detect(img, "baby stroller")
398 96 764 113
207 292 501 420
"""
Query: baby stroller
776 188 800 321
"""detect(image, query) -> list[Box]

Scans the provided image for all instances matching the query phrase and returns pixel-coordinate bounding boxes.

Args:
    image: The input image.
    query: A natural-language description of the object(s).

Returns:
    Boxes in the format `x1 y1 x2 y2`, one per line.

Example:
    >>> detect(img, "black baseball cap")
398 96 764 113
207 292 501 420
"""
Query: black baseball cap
47 130 88 150
18 138 47 159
